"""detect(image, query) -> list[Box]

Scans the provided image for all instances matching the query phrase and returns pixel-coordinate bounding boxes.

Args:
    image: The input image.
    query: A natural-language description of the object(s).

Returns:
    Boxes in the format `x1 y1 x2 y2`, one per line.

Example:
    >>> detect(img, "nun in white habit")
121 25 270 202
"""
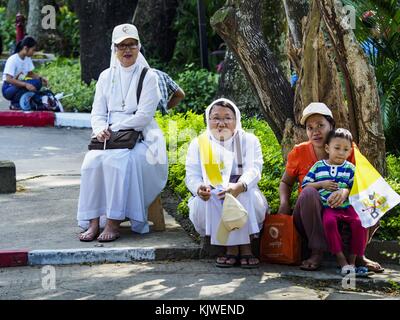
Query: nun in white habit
186 98 268 268
77 24 168 242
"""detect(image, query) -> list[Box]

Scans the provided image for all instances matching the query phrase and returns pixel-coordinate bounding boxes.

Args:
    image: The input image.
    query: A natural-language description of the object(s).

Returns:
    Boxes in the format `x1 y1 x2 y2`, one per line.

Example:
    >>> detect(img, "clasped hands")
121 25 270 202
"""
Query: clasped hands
320 180 349 208
197 182 245 201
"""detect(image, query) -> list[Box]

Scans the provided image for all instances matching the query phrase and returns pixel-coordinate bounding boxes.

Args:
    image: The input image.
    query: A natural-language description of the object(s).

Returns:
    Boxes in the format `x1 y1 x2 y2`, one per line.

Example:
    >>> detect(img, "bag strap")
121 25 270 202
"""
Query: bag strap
136 67 149 105
234 134 243 176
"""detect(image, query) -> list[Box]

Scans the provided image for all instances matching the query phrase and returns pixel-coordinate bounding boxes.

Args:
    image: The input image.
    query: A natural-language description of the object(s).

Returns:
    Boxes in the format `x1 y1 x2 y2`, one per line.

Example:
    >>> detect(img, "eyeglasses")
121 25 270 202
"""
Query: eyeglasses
210 117 235 124
116 43 139 51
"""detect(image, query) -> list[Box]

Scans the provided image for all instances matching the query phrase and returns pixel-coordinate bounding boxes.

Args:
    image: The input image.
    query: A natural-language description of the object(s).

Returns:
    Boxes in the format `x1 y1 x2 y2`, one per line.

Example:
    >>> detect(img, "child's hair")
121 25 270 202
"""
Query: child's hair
14 36 37 54
326 128 353 145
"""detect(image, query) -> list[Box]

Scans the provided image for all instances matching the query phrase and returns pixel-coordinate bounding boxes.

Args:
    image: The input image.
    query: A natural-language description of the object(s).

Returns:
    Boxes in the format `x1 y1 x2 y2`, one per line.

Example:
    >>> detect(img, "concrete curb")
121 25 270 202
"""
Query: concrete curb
28 247 157 265
0 111 91 128
0 250 29 267
27 246 201 266
54 112 91 128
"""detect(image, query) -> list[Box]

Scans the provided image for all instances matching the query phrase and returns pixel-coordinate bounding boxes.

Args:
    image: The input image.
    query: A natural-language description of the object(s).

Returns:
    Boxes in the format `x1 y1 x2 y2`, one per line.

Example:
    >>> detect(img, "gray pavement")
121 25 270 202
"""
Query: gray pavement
1 261 399 300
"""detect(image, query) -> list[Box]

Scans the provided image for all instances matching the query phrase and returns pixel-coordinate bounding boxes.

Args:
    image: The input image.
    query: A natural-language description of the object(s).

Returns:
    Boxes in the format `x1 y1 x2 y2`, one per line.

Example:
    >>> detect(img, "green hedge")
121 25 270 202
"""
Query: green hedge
156 112 400 241
35 58 96 112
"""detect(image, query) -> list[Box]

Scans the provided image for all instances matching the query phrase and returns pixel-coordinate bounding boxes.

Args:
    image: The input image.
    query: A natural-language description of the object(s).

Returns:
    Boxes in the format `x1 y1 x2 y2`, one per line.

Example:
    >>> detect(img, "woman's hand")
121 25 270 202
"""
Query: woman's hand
96 129 111 142
217 182 244 199
320 180 339 191
278 202 292 215
327 189 349 208
25 83 37 92
197 184 211 201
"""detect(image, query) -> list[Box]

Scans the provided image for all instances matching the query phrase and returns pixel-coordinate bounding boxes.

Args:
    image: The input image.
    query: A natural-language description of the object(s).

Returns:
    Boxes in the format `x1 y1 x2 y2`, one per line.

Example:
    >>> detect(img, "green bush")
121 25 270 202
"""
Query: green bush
56 5 80 57
36 58 96 112
174 64 219 114
0 7 16 54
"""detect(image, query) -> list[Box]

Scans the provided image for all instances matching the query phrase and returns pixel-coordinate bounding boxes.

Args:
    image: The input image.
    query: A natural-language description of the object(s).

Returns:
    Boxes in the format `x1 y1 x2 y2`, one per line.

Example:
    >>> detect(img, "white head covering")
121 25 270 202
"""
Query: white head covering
205 98 243 140
108 24 150 99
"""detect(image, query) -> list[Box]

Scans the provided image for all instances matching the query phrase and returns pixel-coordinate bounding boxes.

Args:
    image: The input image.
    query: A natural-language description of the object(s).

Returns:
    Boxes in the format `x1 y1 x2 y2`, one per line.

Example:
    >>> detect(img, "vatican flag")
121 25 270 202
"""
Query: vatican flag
349 148 400 228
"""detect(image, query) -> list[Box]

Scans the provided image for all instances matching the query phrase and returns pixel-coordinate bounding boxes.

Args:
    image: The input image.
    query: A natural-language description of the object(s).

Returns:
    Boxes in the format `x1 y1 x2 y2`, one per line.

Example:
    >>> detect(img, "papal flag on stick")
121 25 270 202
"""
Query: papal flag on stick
349 148 400 228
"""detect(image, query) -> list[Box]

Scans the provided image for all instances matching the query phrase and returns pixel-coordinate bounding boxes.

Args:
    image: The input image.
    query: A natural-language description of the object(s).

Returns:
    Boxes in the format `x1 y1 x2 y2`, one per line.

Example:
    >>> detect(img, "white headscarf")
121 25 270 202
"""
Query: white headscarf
205 98 243 141
108 33 150 101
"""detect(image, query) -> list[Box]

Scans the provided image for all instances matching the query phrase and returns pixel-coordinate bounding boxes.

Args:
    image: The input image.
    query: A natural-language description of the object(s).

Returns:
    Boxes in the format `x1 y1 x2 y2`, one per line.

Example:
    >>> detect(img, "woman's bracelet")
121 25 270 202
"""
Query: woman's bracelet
241 182 248 192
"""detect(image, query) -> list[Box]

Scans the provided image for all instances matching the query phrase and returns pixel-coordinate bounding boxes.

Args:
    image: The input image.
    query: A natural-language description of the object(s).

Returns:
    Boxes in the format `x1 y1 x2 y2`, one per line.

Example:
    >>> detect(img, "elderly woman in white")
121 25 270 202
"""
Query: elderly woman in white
77 24 168 242
186 98 268 268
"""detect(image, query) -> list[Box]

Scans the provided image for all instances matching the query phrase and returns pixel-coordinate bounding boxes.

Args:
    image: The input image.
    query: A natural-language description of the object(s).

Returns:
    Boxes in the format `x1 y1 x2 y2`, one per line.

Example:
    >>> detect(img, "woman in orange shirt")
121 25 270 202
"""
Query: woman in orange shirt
278 102 383 272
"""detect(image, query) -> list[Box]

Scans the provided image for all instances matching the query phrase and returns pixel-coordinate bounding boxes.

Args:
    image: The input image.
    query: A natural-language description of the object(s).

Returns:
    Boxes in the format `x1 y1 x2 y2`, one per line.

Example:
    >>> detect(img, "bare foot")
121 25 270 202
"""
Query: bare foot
97 219 121 242
79 218 100 242
356 255 384 273
300 250 323 271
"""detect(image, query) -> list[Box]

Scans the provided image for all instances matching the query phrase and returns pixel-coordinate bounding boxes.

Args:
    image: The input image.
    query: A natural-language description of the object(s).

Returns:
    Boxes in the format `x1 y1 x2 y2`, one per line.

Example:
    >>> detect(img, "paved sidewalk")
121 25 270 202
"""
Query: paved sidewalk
1 261 399 300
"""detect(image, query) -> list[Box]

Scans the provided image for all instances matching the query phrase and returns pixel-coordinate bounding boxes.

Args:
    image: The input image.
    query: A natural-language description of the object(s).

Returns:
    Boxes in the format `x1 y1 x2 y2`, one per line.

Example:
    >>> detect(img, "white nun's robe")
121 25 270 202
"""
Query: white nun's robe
77 62 168 234
185 100 268 246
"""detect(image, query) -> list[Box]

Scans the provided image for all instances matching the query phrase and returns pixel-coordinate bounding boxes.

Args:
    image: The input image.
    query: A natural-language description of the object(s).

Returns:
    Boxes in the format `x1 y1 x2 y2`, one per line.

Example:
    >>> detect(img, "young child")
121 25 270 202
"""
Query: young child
302 128 369 276
2 36 49 110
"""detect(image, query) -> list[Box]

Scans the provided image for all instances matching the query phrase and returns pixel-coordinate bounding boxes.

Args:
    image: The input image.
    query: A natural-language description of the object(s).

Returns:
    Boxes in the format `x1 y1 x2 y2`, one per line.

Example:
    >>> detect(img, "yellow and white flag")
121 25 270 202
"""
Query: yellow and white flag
349 148 400 228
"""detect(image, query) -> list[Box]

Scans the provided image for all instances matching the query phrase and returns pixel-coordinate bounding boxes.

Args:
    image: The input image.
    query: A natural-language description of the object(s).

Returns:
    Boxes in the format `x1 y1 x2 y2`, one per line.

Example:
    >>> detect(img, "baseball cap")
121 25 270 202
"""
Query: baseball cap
216 193 248 245
112 24 140 44
300 102 333 125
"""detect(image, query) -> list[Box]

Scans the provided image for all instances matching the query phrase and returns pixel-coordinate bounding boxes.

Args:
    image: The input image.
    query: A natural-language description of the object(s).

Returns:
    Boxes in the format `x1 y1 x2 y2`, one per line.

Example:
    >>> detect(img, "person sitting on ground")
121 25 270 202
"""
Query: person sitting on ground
278 102 383 273
2 36 49 110
302 128 370 277
153 69 185 115
77 24 168 242
185 98 268 268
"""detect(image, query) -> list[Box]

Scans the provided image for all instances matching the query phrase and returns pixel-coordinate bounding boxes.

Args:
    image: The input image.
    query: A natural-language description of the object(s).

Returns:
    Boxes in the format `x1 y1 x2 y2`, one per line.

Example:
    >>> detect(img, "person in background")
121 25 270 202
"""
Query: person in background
153 69 185 115
2 36 48 110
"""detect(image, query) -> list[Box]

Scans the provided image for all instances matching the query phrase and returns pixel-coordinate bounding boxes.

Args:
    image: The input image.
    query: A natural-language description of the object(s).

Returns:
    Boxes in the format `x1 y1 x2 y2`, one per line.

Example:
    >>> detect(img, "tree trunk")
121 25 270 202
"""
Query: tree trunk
282 0 309 49
216 50 261 118
283 0 309 75
75 0 137 84
211 0 294 142
7 0 29 18
262 0 290 77
317 0 386 174
26 0 58 50
132 0 178 63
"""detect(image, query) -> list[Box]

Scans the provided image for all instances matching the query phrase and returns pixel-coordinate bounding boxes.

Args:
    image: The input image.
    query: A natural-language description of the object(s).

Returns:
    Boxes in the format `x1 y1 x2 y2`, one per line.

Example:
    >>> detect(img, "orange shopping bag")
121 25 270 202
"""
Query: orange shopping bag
259 213 301 265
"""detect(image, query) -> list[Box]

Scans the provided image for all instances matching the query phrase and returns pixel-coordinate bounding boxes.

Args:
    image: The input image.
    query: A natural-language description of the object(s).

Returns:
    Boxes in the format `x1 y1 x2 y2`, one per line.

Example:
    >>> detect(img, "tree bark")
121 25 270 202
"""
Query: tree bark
262 0 290 76
317 0 386 174
26 0 55 49
293 0 348 127
7 0 28 18
283 0 309 75
282 0 309 49
211 0 294 142
216 50 261 118
75 0 137 84
132 0 178 63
